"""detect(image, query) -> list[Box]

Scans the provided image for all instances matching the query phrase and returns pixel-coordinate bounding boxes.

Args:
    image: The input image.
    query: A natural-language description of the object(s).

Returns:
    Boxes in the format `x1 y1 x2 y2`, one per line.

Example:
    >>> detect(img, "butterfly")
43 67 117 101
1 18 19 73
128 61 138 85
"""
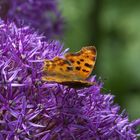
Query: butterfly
42 46 97 88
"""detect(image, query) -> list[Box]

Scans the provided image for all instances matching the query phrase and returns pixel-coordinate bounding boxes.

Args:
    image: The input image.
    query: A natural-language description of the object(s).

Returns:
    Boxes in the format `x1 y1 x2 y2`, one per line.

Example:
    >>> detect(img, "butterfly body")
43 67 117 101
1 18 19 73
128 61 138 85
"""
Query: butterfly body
42 46 97 88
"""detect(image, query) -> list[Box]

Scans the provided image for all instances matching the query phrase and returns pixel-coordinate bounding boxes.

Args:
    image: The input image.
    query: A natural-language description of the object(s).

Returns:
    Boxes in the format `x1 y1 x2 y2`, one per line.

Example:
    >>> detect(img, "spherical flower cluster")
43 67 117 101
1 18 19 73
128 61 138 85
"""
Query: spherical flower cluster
0 0 64 39
0 21 140 140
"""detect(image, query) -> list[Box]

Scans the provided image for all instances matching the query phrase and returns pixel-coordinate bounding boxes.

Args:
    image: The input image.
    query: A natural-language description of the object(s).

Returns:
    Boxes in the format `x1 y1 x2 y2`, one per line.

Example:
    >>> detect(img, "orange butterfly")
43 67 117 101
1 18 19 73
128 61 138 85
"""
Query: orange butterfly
42 46 97 88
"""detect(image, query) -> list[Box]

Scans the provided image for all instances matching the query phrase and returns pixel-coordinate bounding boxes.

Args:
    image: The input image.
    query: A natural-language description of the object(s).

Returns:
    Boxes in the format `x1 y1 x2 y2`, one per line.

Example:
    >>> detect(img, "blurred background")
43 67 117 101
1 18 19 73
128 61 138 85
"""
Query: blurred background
60 0 140 120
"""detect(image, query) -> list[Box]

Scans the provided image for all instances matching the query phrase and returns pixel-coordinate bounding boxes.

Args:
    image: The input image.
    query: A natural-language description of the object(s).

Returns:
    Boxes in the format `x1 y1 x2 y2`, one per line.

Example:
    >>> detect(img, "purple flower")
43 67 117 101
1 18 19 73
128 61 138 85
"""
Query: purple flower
0 0 64 39
0 21 140 140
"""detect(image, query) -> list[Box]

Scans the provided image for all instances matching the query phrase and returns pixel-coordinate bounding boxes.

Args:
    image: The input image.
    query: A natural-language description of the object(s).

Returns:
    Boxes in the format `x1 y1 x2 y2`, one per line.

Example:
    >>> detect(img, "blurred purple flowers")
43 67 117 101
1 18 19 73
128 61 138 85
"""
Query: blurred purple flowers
0 0 64 39
0 21 140 140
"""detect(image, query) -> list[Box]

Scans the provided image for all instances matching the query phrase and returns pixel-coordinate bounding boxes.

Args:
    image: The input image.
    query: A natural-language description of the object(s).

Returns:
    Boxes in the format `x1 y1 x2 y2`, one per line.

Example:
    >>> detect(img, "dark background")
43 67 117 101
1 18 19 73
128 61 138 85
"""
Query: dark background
60 0 140 120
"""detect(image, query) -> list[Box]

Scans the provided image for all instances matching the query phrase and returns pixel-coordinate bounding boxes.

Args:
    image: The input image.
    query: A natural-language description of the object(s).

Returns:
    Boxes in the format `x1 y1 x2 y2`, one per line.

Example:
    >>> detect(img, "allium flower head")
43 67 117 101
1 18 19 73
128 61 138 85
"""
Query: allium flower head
0 0 64 39
0 21 140 140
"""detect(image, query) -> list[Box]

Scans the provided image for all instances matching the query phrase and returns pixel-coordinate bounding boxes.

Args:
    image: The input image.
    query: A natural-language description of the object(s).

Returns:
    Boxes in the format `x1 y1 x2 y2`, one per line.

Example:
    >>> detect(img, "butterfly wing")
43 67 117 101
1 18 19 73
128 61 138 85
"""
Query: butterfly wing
42 46 97 88
42 57 77 82
65 46 97 80
42 77 95 88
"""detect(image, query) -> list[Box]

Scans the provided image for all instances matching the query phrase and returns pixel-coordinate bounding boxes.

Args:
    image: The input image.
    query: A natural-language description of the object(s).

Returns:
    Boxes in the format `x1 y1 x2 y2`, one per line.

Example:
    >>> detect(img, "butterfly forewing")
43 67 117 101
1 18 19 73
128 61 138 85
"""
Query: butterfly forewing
43 57 76 81
65 46 97 80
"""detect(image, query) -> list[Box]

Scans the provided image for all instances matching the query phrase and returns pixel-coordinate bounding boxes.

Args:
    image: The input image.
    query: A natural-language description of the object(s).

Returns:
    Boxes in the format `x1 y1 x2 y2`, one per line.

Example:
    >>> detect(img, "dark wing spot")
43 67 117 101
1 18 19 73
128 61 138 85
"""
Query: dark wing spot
84 63 92 68
92 56 96 61
66 67 73 71
80 59 84 62
60 68 63 71
59 60 71 65
76 61 80 65
63 60 71 65
76 66 81 71
82 69 89 73
69 59 75 63
92 47 96 54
